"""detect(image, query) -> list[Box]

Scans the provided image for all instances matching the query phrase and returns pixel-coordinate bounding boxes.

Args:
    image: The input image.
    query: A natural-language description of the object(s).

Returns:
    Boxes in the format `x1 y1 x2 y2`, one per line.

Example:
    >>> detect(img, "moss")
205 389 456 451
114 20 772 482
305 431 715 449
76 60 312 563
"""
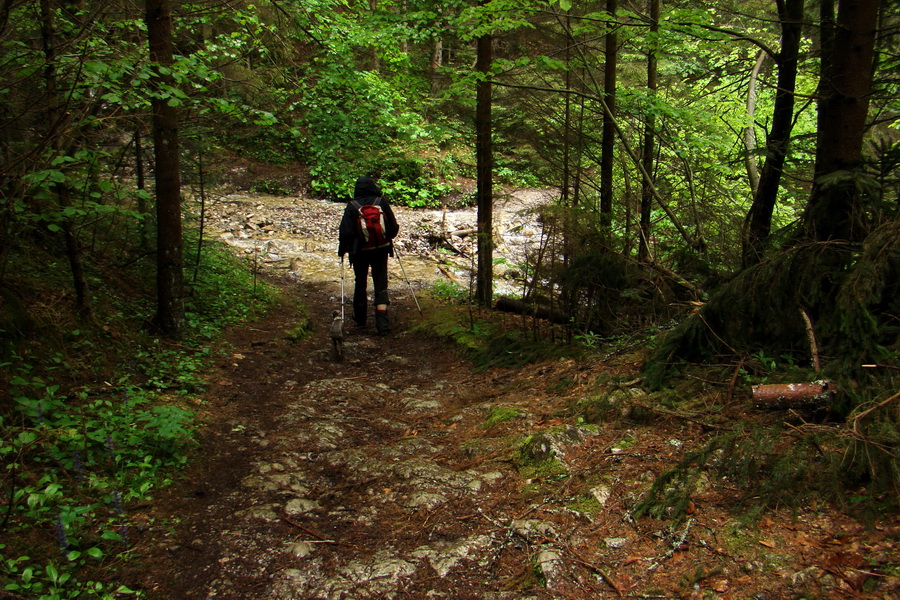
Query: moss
484 405 522 428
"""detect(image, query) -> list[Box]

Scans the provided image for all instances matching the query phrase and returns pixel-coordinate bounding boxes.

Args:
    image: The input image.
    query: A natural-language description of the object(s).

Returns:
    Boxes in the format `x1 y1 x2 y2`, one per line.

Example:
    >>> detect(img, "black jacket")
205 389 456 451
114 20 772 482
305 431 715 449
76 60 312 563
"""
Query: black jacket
338 176 399 258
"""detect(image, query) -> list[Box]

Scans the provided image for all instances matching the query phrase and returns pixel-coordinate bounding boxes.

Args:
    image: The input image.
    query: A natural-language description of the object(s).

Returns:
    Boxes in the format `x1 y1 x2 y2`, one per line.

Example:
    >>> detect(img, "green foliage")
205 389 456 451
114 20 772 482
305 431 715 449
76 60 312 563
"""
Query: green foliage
1 367 194 599
250 179 293 196
484 405 522 428
0 222 279 599
633 415 900 522
187 236 281 339
429 280 468 302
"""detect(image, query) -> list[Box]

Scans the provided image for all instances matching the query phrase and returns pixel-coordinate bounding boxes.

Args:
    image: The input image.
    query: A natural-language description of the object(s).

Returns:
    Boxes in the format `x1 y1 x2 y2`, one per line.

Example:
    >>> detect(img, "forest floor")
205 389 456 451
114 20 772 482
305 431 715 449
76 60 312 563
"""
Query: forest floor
122 190 899 600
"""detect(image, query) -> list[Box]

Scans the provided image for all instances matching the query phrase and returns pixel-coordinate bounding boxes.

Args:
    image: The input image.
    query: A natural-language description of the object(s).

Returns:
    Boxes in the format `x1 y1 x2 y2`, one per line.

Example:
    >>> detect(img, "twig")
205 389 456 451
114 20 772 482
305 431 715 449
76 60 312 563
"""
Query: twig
851 391 900 426
280 513 355 548
648 518 694 571
565 546 624 596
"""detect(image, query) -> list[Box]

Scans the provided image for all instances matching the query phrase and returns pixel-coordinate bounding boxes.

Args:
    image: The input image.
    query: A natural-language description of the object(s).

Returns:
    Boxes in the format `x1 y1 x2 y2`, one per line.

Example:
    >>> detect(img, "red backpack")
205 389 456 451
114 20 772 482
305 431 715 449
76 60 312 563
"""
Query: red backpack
350 198 391 250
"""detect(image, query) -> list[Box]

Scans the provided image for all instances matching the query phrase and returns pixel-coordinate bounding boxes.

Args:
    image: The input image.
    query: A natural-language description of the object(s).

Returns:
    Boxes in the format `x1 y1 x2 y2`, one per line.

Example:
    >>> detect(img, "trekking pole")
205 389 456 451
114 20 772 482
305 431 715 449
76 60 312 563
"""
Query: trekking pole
393 247 422 314
340 255 346 321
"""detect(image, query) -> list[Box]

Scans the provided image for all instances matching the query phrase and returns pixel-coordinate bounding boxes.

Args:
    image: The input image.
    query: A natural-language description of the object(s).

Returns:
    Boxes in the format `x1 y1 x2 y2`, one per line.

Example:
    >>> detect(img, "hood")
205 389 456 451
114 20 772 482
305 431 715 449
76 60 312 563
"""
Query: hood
354 176 381 199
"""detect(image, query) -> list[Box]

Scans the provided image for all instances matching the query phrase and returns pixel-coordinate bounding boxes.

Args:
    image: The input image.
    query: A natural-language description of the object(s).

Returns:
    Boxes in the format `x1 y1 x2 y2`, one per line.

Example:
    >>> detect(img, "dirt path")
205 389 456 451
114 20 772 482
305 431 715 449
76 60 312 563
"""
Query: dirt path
123 195 899 600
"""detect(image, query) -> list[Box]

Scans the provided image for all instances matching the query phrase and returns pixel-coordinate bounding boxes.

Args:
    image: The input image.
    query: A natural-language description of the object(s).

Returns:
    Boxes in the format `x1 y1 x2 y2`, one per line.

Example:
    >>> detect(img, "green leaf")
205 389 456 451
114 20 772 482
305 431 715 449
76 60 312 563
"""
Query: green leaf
86 547 104 559
17 431 37 444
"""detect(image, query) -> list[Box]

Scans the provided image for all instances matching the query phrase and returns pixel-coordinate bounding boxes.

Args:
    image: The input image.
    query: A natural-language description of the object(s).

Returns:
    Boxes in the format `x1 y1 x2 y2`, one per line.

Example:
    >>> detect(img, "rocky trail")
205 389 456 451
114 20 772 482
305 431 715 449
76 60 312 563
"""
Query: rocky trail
124 193 899 600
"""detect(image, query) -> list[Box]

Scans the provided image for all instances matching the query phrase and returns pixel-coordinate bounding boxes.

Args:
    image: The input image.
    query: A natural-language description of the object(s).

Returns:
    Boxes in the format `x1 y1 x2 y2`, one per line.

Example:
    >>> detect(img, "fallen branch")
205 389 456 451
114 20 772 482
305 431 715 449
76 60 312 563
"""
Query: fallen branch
642 261 705 300
799 309 821 372
437 264 464 287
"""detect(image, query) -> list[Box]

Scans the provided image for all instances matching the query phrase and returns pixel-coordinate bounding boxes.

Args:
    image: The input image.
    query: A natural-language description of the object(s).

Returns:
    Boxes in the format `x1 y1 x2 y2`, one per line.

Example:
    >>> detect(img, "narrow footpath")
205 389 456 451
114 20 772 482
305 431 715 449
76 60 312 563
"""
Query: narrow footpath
123 193 899 600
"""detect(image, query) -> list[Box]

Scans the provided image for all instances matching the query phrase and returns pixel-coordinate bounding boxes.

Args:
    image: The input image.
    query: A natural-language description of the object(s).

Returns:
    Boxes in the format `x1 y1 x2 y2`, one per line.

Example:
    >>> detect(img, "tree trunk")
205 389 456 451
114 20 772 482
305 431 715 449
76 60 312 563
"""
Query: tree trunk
742 0 804 267
135 127 150 250
744 50 768 195
639 0 659 262
370 0 380 71
146 0 185 337
599 0 617 225
41 0 90 316
475 1 493 307
802 0 880 242
431 29 443 92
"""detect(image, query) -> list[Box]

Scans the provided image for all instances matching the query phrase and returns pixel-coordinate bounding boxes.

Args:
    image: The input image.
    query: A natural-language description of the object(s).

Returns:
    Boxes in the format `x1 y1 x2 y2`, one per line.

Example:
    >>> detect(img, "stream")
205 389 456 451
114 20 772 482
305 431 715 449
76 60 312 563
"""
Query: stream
202 188 559 296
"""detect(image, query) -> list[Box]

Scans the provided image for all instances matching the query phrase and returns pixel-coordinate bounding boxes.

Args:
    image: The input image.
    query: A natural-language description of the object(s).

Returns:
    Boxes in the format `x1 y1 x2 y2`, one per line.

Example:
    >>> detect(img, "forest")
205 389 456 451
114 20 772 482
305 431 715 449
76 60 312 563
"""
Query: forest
1 0 898 598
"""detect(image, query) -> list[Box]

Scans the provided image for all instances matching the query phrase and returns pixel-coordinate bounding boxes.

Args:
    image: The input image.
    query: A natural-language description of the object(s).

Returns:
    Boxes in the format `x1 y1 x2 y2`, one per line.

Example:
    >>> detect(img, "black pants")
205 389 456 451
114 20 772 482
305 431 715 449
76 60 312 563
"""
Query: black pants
350 248 390 325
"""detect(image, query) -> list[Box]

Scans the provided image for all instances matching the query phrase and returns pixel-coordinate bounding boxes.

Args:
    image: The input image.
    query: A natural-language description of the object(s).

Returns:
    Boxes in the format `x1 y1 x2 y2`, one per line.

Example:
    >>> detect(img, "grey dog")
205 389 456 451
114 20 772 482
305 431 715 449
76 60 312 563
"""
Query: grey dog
330 310 344 361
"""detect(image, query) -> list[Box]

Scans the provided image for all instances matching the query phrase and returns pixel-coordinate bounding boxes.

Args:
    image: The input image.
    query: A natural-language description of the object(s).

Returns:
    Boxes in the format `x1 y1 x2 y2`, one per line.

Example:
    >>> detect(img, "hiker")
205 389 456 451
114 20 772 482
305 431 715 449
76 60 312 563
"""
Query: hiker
338 176 400 335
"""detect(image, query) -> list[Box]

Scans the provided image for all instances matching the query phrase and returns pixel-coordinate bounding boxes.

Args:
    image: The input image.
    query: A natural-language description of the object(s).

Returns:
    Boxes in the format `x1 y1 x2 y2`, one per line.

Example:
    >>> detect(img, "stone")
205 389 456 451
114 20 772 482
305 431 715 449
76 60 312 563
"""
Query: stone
511 519 557 540
590 484 612 506
235 504 281 522
289 541 315 558
535 549 563 583
412 535 493 577
285 498 321 516
406 492 447 509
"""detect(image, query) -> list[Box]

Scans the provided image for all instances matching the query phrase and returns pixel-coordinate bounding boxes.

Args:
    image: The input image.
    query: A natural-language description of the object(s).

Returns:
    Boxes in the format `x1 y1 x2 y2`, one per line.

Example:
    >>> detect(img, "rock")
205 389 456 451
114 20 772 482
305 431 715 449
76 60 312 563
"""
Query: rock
520 425 597 464
590 484 612 506
535 549 563 583
241 475 281 493
288 541 315 558
511 519 557 540
235 504 281 522
406 492 447 509
284 498 321 516
604 537 628 549
412 535 493 577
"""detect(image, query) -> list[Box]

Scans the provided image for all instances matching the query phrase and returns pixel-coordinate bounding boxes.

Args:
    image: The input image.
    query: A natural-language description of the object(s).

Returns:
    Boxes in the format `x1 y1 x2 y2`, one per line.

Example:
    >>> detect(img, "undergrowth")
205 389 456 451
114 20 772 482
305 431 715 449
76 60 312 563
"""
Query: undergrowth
417 289 577 372
632 395 900 522
0 233 280 599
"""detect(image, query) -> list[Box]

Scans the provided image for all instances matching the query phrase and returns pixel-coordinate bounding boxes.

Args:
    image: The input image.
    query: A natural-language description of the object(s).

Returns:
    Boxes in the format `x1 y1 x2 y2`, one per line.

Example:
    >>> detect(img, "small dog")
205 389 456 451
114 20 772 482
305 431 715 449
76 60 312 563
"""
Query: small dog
329 310 344 361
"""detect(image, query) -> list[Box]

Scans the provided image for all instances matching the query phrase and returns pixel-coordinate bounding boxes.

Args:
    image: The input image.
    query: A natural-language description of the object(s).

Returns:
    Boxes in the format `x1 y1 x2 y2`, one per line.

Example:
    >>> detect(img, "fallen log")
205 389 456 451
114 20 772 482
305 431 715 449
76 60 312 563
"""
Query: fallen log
494 297 573 327
752 380 837 409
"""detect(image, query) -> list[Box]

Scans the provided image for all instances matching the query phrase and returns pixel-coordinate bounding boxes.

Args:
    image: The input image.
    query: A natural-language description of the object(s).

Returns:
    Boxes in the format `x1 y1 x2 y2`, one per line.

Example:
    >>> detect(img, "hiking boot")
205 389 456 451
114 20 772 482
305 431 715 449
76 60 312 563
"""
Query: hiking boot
375 310 390 336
